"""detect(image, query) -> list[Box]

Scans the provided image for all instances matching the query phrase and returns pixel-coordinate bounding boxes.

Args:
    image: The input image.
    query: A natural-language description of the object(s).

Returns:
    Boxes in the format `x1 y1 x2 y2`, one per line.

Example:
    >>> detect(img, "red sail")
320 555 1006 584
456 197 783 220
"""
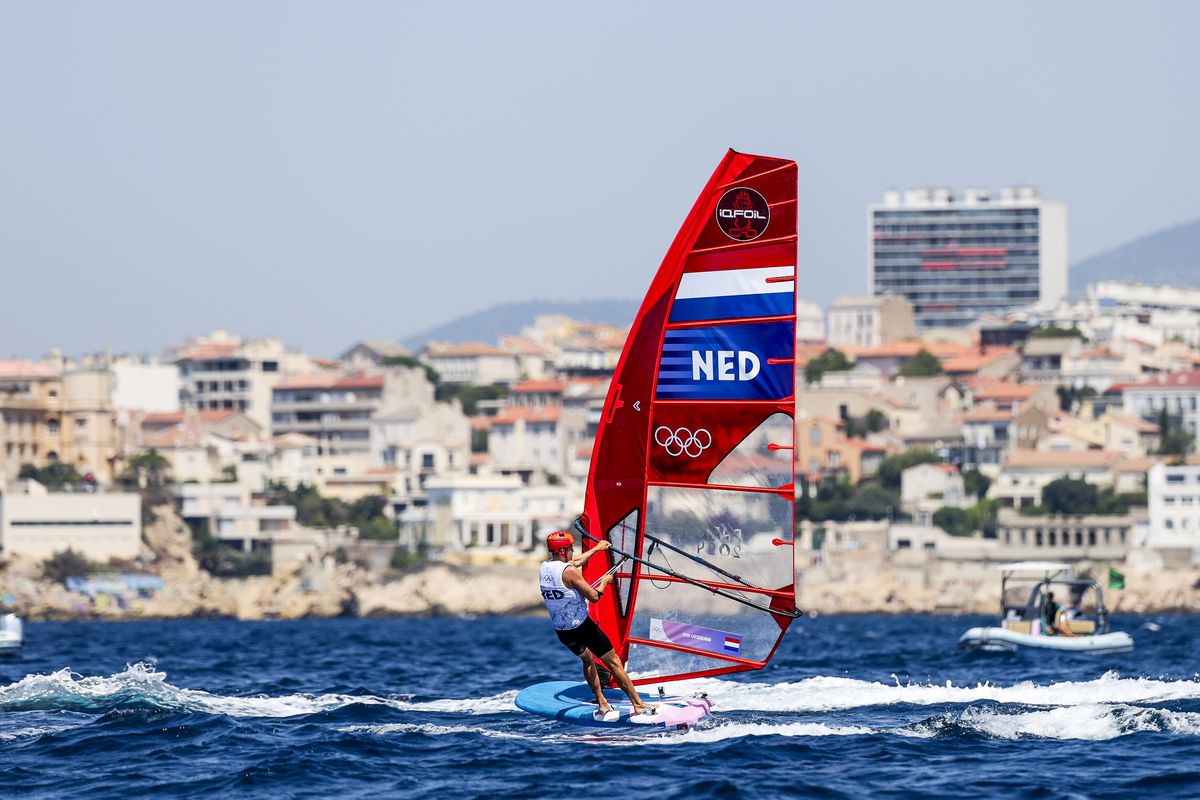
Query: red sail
581 150 798 684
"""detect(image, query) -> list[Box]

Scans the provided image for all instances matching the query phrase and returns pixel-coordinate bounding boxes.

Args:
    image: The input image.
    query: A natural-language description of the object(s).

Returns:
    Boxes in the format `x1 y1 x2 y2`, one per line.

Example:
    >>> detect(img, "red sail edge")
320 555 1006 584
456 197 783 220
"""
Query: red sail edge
582 150 798 685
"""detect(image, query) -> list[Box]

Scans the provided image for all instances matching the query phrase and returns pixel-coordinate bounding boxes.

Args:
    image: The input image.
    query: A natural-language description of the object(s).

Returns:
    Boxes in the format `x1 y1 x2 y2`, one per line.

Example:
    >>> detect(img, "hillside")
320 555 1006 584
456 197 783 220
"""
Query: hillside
1070 219 1200 294
401 299 638 350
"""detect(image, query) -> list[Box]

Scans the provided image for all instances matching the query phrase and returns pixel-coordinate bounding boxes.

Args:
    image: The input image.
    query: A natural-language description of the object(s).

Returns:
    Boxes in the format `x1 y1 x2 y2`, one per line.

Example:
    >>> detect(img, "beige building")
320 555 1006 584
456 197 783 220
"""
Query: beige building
421 342 520 385
0 488 141 561
0 360 64 480
827 294 915 348
0 360 119 483
172 330 315 431
995 509 1138 562
796 416 888 484
992 449 1123 508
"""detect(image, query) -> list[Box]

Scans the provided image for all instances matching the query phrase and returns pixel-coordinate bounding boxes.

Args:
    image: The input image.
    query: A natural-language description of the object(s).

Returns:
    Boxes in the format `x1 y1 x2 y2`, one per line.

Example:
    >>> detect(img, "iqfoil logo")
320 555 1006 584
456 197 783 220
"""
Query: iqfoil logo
715 187 769 241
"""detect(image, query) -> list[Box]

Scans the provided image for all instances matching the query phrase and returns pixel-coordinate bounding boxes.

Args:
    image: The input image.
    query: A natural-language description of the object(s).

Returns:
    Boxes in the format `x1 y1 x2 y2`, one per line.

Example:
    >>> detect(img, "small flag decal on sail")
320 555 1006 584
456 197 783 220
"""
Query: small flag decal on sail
649 618 745 658
669 265 795 323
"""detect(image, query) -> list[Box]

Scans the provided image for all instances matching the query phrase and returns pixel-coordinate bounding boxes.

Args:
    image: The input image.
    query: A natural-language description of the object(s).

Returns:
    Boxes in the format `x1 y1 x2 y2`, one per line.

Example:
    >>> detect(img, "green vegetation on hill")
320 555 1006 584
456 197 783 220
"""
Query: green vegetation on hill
436 383 509 416
897 348 944 377
265 482 396 540
803 348 853 384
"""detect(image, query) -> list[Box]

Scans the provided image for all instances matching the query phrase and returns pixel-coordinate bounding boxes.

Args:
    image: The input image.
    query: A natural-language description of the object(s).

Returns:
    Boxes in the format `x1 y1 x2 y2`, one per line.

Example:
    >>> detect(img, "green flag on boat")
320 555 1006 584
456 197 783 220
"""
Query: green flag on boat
1108 566 1125 590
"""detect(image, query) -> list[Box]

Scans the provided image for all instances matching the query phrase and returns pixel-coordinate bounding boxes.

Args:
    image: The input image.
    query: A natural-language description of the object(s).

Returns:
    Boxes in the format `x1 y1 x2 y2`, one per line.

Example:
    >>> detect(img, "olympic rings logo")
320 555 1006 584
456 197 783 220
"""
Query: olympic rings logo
654 426 712 458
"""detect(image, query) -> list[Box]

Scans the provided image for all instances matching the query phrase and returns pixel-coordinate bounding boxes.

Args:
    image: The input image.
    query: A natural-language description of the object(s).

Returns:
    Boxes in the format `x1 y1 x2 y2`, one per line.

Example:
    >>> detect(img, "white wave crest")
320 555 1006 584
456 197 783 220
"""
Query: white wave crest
0 663 514 719
959 703 1200 741
674 671 1200 712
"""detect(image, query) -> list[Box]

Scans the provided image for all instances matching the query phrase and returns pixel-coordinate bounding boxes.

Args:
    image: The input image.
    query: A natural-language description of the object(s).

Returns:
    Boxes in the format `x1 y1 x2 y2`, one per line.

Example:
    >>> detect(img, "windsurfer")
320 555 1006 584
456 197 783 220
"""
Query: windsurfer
540 531 652 721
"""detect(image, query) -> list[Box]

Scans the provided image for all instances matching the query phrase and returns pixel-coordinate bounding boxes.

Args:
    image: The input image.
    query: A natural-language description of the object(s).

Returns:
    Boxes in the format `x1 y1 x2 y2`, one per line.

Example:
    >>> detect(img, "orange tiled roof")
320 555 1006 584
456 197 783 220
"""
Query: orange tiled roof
491 406 562 425
172 343 240 361
425 342 514 358
845 341 969 360
0 359 59 379
512 379 566 394
974 382 1041 401
143 410 238 426
1108 370 1200 394
272 372 384 391
1005 449 1122 469
941 347 1018 373
963 404 1014 423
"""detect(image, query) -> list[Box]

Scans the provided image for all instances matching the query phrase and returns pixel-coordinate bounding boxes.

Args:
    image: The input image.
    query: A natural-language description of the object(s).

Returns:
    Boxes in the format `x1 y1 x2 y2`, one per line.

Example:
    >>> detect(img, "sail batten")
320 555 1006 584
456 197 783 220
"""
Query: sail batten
582 150 798 685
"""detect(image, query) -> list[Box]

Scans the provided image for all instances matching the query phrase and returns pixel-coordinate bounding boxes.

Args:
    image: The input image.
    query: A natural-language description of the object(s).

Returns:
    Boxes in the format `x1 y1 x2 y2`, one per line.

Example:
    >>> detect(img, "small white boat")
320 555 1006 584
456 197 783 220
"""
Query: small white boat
958 561 1133 655
0 613 24 655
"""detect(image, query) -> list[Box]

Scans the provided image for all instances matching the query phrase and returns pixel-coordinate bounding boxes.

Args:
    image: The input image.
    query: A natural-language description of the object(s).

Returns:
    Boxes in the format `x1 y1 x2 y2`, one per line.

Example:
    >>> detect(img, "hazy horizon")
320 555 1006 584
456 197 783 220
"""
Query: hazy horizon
3 1 1199 359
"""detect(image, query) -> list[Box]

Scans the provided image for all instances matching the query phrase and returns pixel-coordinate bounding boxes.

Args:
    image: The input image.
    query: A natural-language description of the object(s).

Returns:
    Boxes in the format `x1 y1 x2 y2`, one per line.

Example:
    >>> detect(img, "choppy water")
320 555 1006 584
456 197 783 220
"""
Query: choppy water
0 614 1197 798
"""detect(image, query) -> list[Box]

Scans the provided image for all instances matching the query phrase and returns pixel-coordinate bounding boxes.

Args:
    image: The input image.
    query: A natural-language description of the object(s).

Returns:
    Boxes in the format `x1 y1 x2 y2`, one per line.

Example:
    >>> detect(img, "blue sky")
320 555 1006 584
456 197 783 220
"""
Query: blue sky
2 1 1198 357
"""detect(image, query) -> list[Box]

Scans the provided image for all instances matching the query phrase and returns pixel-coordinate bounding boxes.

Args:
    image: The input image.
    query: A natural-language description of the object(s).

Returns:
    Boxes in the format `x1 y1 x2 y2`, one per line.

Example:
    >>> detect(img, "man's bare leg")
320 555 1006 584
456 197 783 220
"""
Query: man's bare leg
581 651 611 712
599 650 649 714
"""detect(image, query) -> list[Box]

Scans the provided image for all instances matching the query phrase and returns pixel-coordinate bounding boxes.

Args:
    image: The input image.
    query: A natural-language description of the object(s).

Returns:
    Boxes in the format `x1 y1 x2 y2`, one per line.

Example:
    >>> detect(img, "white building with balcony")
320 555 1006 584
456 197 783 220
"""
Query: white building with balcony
1146 462 1200 565
396 473 577 553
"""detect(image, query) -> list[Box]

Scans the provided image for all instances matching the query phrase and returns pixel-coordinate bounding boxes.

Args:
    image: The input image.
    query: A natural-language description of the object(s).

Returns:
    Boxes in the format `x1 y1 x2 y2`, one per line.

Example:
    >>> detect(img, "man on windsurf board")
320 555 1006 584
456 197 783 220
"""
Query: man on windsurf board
539 531 652 721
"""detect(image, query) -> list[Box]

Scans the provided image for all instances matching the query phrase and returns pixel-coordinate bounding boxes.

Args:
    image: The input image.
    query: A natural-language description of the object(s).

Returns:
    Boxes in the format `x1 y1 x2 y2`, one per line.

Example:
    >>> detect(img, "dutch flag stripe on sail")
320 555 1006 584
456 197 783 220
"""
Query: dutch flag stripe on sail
669 266 795 323
723 636 741 653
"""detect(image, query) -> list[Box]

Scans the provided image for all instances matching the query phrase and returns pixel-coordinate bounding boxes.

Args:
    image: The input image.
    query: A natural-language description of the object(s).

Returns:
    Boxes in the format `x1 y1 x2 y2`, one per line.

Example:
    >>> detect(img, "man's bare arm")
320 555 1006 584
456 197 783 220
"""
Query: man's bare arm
570 540 611 568
563 566 613 603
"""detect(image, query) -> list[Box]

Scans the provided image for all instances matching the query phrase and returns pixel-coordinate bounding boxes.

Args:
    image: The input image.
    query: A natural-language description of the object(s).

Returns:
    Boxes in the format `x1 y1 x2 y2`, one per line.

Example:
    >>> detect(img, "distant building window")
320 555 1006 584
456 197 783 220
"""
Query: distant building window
811 427 820 445
262 361 279 372
74 418 87 432
422 453 435 469
1168 474 1185 483
47 420 59 435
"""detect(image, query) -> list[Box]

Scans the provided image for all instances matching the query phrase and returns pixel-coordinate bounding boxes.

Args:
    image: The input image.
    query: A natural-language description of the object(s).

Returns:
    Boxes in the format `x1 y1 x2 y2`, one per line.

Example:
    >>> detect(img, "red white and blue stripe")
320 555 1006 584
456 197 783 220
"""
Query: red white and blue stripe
669 265 795 323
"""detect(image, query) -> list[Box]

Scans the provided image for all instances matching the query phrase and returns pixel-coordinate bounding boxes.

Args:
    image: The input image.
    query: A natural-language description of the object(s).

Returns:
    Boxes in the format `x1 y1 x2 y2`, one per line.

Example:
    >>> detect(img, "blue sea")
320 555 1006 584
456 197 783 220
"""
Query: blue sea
0 614 1197 799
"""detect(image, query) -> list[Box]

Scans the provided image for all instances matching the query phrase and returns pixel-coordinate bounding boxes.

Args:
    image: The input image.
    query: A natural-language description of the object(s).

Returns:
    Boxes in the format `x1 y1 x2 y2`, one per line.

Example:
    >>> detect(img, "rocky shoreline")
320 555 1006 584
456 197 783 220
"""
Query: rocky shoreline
3 506 1199 621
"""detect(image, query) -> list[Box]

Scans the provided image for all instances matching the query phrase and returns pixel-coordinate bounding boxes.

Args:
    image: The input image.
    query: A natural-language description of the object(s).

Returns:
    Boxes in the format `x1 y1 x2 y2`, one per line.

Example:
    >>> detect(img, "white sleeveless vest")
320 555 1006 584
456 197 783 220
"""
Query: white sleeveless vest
539 560 589 631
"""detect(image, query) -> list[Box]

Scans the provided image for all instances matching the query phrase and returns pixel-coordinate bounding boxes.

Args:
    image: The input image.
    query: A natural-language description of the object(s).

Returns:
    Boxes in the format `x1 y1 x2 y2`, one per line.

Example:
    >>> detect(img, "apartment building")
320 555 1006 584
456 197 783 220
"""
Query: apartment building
826 294 915 348
870 186 1068 329
0 360 64 480
396 473 575 553
1146 462 1200 564
1110 371 1200 440
0 360 120 483
173 330 314 431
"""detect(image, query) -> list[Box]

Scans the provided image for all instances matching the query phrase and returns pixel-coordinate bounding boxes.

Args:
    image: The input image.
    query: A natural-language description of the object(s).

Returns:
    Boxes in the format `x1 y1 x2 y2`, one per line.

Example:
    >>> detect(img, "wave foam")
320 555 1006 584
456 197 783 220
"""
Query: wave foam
676 671 1200 712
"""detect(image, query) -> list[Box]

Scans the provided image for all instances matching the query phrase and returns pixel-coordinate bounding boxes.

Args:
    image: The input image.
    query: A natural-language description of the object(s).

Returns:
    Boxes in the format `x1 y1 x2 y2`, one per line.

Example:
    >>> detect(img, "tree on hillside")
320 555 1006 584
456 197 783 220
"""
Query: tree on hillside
436 383 509 415
897 348 944 377
963 468 991 499
803 348 853 384
933 506 972 536
1157 408 1193 456
1029 324 1084 340
877 449 942 489
1041 477 1099 515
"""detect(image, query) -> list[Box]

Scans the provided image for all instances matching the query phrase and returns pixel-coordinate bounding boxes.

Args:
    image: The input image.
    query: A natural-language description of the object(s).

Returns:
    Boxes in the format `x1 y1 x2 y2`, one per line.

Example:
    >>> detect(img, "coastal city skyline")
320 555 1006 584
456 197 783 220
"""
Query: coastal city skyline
4 2 1200 358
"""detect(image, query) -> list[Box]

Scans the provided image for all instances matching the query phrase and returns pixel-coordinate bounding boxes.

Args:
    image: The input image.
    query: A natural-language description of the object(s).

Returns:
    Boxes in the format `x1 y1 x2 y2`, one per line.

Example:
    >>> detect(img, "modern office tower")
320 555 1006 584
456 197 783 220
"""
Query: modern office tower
869 187 1067 330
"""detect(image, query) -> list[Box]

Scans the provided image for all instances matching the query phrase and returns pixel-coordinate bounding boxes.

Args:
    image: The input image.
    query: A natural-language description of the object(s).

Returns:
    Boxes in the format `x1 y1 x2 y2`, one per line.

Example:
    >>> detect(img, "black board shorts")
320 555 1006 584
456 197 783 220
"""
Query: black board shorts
555 618 614 658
